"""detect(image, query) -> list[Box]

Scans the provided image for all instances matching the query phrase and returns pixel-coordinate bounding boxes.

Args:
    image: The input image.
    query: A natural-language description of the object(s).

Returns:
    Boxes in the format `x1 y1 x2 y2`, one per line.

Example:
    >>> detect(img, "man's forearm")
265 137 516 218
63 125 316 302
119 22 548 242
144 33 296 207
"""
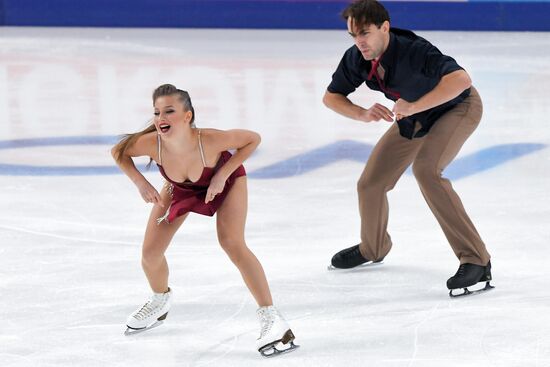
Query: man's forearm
412 70 472 114
323 91 365 120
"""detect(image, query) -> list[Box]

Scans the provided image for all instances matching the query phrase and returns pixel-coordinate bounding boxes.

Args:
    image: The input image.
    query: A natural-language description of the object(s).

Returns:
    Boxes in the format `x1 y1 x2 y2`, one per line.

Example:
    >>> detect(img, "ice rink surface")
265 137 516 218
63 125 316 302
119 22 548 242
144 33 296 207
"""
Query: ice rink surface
1 27 549 367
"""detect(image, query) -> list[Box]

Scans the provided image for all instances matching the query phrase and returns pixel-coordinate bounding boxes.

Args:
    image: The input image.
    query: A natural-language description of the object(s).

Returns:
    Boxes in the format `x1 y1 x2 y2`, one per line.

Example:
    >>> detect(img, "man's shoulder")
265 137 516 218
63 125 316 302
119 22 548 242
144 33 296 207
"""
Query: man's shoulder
390 27 418 40
391 28 431 46
391 27 437 54
342 44 361 59
340 45 367 68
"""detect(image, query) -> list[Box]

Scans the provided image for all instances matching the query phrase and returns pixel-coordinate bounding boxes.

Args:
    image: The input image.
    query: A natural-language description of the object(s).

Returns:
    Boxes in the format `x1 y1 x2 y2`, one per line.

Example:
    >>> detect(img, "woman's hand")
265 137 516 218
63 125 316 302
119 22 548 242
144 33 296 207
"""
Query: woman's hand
205 174 227 204
137 180 163 207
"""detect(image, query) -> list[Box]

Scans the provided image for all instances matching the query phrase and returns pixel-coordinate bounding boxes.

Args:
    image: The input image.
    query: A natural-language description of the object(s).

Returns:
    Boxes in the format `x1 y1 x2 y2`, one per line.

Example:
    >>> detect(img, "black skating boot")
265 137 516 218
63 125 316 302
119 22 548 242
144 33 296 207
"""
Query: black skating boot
330 245 371 269
447 261 494 297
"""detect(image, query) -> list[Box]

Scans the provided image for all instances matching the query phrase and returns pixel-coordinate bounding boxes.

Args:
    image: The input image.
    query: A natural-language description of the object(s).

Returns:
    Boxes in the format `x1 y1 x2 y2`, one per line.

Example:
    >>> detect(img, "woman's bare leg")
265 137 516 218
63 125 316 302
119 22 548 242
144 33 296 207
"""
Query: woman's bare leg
216 177 273 306
141 183 187 293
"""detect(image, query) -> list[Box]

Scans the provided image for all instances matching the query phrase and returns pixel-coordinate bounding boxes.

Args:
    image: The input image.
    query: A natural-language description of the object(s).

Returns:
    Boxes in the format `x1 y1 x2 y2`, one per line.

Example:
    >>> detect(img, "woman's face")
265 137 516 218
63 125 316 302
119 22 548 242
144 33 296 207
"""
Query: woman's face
153 95 192 136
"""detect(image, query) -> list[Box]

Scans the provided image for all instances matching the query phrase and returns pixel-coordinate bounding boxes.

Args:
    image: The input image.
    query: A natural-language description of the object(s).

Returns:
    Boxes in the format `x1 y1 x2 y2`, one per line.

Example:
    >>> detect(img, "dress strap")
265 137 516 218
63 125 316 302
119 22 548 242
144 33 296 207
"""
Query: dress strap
157 133 162 165
197 129 207 167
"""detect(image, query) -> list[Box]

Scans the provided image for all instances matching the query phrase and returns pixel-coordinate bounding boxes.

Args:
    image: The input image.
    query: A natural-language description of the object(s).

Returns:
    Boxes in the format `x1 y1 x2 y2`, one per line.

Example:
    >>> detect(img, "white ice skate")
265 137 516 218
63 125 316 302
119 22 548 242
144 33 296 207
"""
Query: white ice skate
256 306 299 358
124 288 172 336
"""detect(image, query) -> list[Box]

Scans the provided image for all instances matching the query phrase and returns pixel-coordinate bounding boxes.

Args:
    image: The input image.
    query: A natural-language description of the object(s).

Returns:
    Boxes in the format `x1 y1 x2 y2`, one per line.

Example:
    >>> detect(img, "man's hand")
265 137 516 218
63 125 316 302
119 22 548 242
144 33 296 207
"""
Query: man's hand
392 98 417 120
358 103 394 123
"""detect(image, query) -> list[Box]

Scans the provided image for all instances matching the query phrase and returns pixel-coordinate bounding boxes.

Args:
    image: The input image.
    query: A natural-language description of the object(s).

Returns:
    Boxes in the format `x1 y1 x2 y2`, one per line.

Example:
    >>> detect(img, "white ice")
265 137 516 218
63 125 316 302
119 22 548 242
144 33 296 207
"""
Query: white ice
1 27 549 367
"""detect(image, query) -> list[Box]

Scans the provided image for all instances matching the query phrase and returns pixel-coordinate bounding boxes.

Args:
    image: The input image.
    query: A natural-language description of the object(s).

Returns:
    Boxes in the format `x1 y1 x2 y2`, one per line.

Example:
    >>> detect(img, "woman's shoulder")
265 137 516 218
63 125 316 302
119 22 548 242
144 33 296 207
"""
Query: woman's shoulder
198 128 226 142
200 127 256 136
128 130 158 159
137 130 159 148
198 128 233 152
198 127 223 135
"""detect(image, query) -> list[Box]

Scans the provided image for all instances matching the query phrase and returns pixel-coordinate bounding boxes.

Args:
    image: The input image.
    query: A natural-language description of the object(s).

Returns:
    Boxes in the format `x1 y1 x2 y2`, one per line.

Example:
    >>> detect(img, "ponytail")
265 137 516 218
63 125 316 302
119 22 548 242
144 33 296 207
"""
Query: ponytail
112 123 156 165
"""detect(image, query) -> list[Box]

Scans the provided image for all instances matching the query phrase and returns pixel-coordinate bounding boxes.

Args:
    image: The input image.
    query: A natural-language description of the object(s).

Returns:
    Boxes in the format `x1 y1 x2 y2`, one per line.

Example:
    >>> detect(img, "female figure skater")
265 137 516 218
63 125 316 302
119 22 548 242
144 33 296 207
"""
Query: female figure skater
111 84 297 357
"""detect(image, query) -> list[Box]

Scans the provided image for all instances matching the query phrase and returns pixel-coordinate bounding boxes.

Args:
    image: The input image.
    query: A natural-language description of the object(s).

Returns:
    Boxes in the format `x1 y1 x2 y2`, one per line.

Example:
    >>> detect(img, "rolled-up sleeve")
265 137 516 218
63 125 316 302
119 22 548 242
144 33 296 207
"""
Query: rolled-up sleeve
415 41 464 79
327 48 365 96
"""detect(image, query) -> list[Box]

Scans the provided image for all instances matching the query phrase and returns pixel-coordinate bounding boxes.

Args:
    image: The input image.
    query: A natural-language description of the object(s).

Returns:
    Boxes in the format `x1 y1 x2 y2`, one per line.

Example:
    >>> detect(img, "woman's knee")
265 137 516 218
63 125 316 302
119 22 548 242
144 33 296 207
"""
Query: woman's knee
141 244 165 266
218 235 246 258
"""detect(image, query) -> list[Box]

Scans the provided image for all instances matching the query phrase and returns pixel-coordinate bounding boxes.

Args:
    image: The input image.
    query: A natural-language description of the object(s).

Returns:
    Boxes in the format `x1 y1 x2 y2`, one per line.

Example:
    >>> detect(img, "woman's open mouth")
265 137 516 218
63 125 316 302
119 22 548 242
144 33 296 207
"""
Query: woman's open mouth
159 123 171 133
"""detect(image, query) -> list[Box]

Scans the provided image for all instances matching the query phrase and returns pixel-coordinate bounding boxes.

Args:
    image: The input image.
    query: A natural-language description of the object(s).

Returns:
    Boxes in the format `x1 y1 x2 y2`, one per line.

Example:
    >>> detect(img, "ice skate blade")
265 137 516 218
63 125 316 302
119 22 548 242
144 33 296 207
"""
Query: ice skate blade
259 330 299 358
449 281 495 298
124 320 164 336
327 260 384 272
259 341 299 358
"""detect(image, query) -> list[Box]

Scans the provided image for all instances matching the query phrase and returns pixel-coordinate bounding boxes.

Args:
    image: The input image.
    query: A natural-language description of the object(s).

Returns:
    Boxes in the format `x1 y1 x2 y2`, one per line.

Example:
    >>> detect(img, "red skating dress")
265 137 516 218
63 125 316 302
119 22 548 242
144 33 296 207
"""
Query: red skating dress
156 130 246 223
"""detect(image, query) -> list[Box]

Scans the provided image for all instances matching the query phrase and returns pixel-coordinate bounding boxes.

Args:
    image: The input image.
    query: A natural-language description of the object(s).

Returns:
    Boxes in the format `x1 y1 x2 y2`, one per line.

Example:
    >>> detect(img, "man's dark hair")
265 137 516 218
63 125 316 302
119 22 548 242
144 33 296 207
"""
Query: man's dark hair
342 0 390 29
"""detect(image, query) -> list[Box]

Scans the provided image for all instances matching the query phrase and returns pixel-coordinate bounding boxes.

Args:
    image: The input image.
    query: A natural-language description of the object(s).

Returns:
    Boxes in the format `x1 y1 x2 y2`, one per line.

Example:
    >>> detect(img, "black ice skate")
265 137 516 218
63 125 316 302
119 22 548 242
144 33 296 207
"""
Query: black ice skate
447 261 494 298
328 244 383 271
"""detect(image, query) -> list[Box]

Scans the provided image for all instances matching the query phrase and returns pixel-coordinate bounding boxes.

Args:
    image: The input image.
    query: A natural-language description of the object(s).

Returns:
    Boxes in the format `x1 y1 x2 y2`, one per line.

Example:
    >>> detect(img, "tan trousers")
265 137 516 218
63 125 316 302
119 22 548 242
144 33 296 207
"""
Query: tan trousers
357 87 490 266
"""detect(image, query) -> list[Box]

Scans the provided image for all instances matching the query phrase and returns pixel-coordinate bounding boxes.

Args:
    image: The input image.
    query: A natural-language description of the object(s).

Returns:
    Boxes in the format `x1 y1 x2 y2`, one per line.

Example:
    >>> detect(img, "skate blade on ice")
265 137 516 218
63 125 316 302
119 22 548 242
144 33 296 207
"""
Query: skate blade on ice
259 330 299 358
449 281 495 298
124 320 164 336
327 260 384 272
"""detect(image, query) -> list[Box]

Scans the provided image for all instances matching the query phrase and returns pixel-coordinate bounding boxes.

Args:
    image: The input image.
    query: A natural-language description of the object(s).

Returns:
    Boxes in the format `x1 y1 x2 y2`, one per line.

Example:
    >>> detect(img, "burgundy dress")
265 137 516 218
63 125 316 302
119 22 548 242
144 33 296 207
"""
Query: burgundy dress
156 131 246 223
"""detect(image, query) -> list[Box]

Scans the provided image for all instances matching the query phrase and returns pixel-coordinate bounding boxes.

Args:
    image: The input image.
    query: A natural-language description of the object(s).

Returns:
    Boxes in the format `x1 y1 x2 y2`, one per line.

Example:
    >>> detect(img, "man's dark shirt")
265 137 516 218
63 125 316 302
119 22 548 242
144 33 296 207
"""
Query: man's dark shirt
327 28 470 139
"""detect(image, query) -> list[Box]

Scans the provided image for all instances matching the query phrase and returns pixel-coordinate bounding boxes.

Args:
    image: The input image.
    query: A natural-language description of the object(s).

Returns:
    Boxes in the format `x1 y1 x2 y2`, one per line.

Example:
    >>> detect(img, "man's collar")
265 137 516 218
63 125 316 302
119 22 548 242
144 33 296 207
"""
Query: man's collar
380 31 396 66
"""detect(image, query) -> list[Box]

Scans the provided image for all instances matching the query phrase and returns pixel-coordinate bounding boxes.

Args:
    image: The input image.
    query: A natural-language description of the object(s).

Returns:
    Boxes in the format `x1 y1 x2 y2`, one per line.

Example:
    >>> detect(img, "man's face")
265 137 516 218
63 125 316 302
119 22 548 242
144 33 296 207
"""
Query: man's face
347 18 389 61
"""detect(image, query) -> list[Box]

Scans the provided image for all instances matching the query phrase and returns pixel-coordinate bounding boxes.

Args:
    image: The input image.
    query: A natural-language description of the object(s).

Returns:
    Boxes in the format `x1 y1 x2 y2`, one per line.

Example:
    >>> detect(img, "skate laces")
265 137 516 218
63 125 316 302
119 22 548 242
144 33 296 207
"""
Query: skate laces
343 246 360 259
134 301 155 320
133 294 167 320
258 307 278 338
456 264 467 278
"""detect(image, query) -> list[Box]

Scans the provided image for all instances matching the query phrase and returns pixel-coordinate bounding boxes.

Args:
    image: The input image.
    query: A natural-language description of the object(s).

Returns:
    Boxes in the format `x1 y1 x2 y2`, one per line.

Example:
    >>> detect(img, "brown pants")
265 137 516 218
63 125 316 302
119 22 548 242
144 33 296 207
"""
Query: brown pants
357 87 490 266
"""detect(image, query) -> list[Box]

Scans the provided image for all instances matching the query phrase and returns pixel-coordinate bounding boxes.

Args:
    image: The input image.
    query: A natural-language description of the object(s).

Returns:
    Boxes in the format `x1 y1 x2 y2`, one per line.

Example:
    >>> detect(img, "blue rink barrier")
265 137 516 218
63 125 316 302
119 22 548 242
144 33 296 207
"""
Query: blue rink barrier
0 136 546 180
1 0 550 31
